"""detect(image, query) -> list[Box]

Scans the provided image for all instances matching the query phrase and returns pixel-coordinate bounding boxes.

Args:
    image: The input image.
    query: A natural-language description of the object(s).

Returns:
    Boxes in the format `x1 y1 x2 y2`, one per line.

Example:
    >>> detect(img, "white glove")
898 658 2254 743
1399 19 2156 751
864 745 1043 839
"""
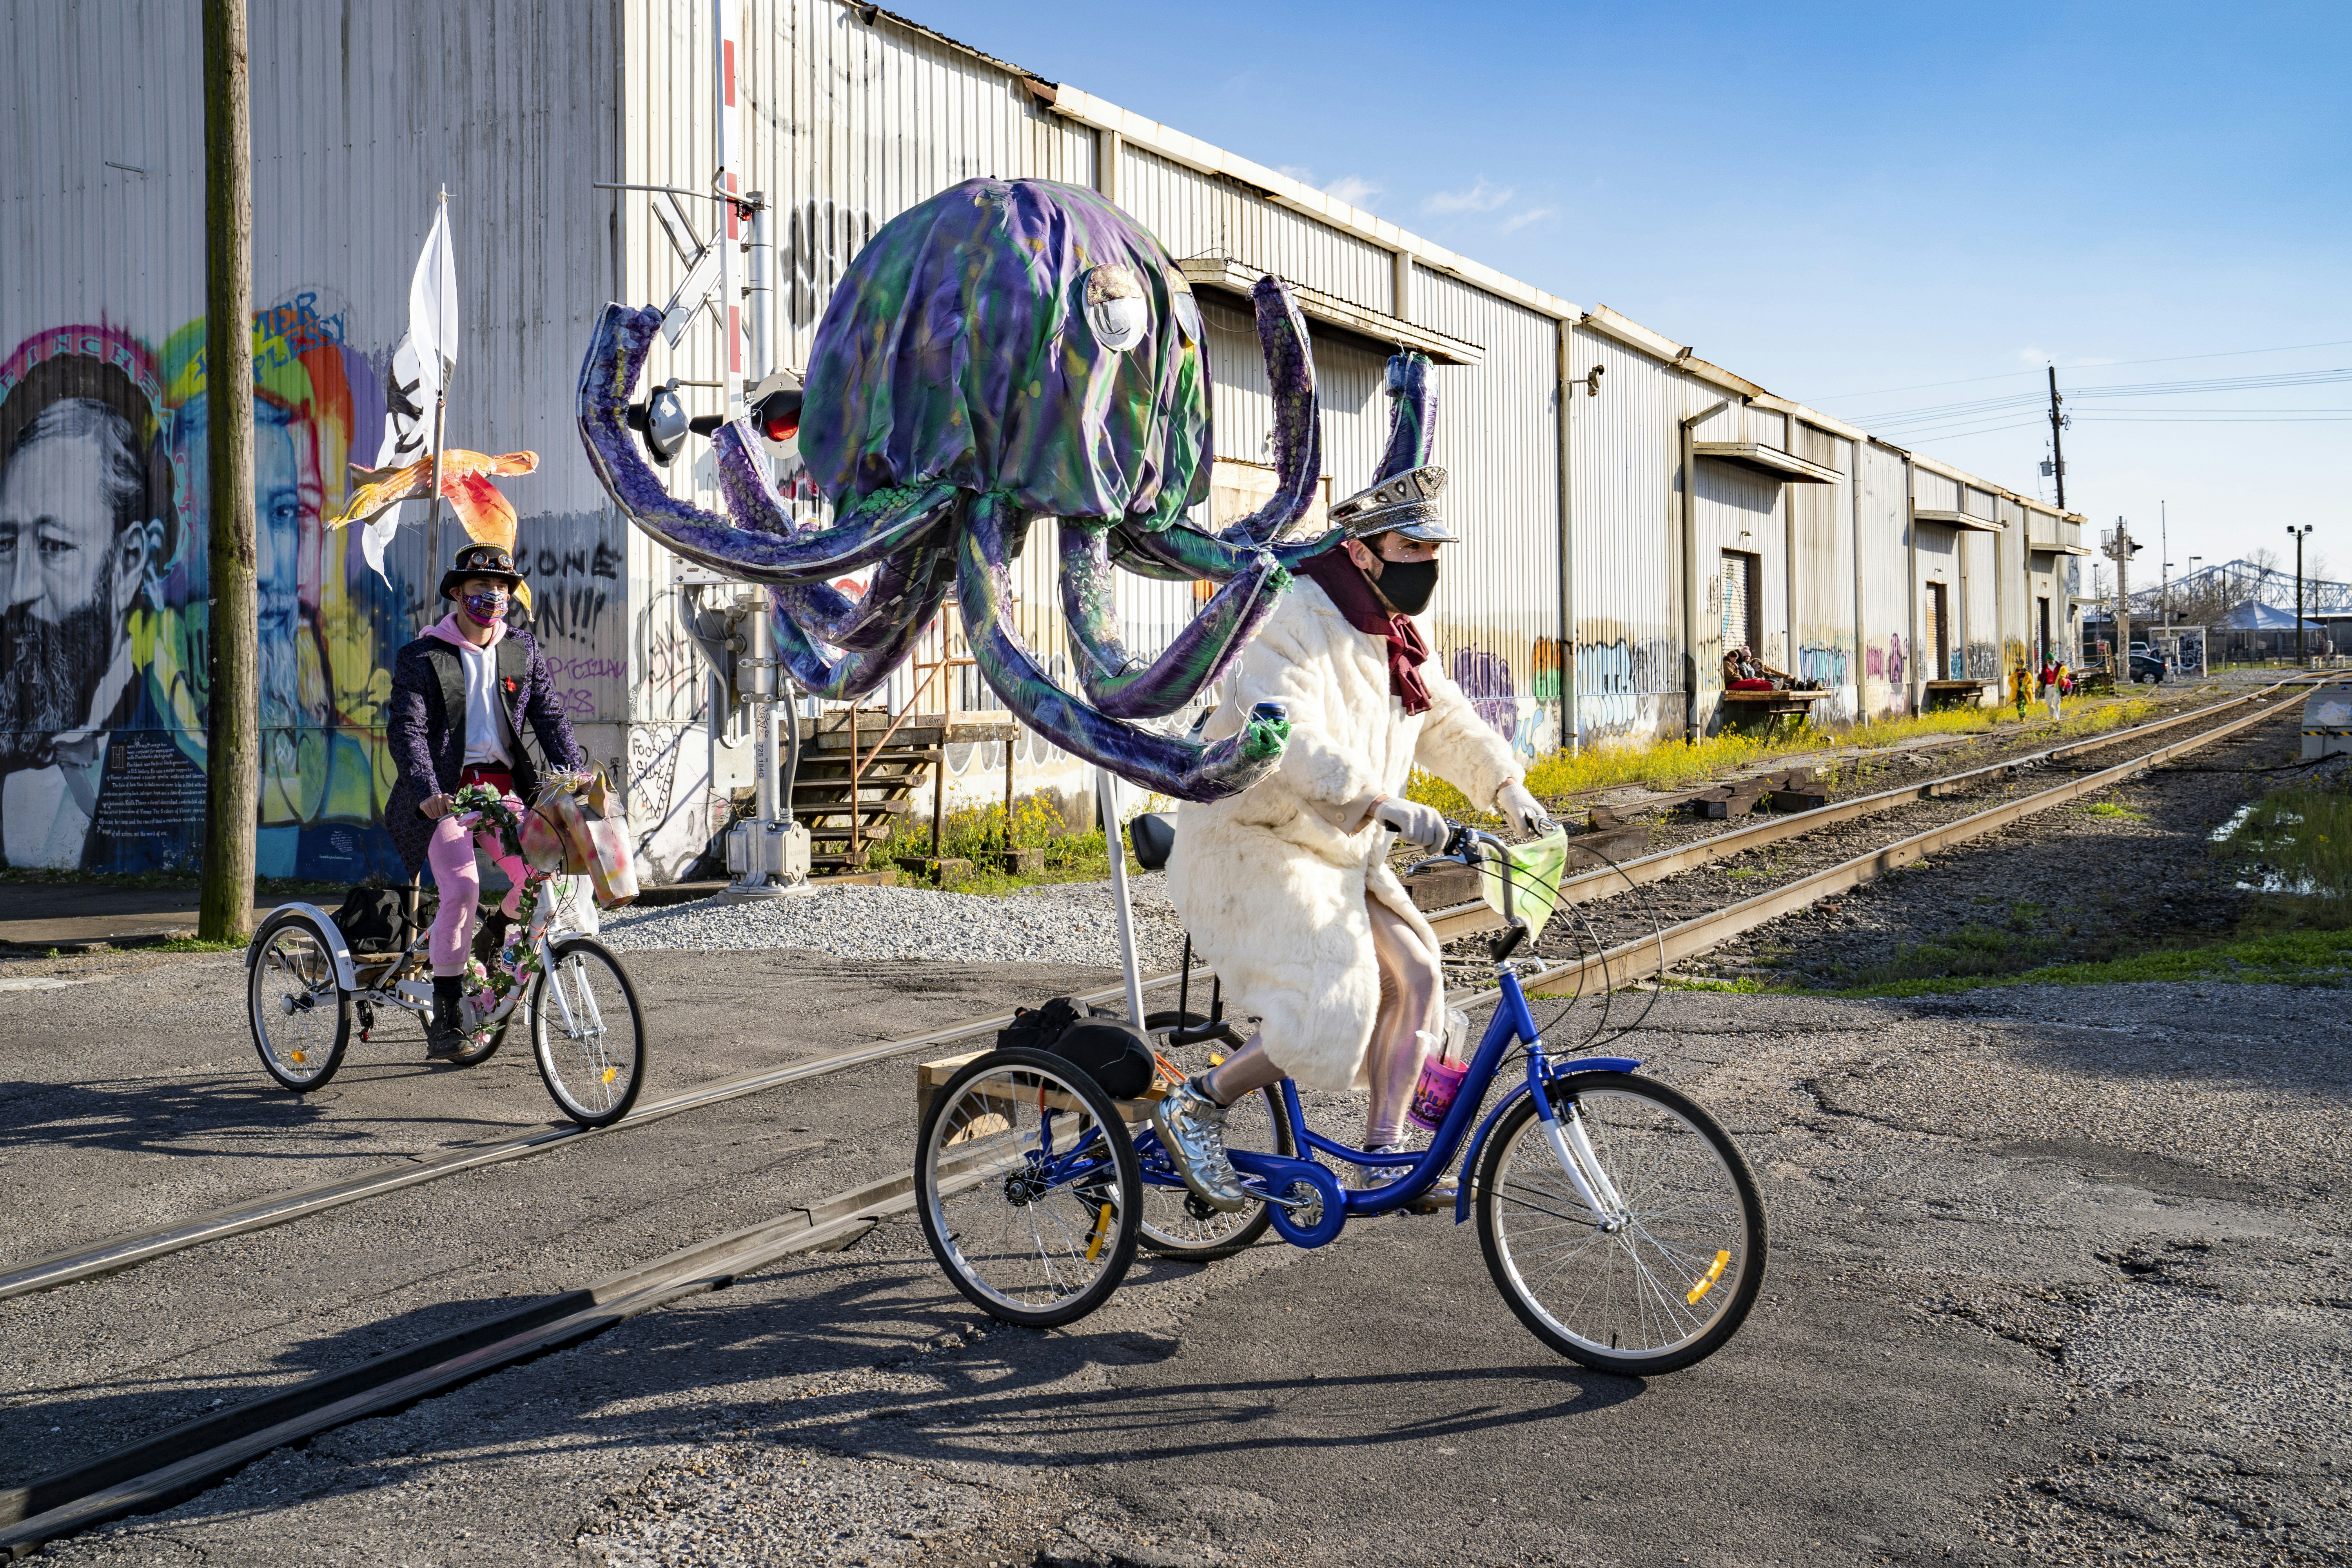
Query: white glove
1371 794 1448 848
1498 781 1553 837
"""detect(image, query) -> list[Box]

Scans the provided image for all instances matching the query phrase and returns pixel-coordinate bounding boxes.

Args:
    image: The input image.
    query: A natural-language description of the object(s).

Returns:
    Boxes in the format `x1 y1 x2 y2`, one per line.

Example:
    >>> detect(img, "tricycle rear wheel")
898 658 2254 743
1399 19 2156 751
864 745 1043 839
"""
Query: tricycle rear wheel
916 1047 1141 1328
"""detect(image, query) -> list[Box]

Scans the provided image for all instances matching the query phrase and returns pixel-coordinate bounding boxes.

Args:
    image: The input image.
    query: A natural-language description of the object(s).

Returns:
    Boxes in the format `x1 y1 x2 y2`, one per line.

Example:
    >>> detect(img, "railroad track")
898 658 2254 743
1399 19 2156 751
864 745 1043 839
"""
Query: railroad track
3 679 2310 1309
0 678 2320 1556
1445 677 2316 1002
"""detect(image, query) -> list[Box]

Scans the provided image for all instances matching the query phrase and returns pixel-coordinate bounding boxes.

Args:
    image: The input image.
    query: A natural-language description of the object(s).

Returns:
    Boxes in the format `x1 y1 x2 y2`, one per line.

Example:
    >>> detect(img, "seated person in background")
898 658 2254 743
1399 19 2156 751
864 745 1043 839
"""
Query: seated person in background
1723 645 1787 691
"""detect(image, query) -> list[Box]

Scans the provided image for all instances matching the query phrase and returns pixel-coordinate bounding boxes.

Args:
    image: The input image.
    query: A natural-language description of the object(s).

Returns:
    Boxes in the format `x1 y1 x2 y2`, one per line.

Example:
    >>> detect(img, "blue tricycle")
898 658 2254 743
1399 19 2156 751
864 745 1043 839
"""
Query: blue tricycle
913 818 1767 1376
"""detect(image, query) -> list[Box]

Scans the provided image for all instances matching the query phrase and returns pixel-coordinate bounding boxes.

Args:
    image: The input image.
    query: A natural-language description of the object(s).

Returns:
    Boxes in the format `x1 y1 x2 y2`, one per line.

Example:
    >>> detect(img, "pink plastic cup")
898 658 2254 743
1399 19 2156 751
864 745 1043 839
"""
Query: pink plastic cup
1407 1054 1469 1133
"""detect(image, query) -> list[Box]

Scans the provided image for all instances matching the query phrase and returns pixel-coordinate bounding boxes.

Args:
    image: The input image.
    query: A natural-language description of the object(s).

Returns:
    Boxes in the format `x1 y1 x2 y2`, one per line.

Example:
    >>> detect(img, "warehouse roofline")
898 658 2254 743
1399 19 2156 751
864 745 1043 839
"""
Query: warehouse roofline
855 2 2084 526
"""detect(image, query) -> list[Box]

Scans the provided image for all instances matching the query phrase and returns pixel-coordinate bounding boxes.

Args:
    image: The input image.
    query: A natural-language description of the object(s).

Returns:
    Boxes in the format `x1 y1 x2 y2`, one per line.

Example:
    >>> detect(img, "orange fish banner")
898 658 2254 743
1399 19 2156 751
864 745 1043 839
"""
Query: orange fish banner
327 449 539 605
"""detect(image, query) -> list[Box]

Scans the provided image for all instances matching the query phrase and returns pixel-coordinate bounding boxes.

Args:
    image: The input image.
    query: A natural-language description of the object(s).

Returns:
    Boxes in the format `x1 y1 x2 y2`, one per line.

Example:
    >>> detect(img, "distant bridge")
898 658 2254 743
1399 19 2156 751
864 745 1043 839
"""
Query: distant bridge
2116 558 2352 619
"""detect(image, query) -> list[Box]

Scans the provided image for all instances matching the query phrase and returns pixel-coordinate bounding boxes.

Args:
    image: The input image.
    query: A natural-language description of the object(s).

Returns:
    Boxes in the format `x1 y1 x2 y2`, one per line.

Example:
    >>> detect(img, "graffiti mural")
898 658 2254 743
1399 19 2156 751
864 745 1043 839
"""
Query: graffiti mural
0 292 606 879
1797 644 1851 690
1448 646 1518 742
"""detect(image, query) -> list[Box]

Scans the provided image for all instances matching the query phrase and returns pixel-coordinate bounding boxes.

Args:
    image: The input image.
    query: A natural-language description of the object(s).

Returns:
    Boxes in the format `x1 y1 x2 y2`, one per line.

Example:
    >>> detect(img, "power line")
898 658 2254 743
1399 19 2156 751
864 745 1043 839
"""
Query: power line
1813 335 2352 403
1853 366 2352 430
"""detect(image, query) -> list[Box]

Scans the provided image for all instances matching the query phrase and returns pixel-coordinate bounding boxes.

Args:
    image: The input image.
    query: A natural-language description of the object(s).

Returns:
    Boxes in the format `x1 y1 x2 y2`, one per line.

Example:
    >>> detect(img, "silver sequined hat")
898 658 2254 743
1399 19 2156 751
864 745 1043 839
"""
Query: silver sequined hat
1327 464 1457 544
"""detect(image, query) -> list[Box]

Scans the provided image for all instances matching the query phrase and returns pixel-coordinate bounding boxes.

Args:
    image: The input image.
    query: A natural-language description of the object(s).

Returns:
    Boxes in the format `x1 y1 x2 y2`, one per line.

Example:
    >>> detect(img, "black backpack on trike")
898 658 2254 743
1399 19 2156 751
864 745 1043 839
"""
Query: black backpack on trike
996 996 1156 1100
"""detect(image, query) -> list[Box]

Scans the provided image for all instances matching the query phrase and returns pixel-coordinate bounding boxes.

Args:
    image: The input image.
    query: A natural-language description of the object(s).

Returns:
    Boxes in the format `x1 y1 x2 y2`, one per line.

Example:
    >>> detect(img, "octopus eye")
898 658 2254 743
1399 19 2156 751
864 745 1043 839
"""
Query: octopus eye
1168 278 1203 345
1082 264 1147 353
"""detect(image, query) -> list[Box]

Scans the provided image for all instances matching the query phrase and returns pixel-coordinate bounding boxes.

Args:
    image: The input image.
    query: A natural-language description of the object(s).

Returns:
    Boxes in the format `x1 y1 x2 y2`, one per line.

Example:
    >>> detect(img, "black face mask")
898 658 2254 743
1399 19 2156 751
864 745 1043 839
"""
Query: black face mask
1370 555 1439 616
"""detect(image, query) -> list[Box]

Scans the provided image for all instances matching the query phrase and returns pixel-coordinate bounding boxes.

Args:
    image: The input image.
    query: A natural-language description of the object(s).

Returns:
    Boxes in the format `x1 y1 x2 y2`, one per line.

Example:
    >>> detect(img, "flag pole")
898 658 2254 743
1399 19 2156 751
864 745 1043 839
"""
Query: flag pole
423 185 450 607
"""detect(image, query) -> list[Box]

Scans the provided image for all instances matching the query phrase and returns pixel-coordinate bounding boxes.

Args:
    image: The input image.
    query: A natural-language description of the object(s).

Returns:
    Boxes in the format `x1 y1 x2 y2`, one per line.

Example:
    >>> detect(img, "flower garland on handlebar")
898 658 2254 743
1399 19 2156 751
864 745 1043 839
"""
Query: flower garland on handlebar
444 772 591 1046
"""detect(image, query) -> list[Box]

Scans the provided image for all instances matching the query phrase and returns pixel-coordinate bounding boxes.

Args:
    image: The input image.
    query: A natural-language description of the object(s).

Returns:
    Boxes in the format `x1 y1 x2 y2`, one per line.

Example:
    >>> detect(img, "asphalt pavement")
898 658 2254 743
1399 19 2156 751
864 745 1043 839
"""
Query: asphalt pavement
3 946 2347 1566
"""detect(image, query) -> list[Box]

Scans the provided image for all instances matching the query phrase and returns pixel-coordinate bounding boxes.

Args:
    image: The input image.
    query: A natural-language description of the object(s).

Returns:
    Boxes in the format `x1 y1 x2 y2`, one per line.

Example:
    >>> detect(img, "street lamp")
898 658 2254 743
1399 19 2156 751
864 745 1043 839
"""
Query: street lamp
2289 524 2315 664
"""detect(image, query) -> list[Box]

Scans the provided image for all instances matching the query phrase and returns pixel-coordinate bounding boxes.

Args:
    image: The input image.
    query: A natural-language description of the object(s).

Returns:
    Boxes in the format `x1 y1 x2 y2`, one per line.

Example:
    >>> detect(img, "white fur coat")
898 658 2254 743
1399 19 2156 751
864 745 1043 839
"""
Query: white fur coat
1165 579 1523 1091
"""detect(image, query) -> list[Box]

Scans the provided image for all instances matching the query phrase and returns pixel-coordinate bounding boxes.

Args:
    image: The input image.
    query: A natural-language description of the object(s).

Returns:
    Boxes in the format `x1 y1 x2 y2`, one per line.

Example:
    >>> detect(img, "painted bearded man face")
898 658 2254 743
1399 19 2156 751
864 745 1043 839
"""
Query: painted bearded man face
0 399 163 770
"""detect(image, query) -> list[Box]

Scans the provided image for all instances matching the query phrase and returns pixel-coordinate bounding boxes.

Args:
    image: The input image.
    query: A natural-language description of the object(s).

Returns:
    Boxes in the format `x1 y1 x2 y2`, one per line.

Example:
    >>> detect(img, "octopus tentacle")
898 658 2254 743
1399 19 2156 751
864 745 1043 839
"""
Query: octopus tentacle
1211 276 1323 546
578 303 956 584
767 528 957 701
1375 350 1437 481
1115 519 1346 583
1058 525 1291 720
961 495 1288 802
706 419 935 652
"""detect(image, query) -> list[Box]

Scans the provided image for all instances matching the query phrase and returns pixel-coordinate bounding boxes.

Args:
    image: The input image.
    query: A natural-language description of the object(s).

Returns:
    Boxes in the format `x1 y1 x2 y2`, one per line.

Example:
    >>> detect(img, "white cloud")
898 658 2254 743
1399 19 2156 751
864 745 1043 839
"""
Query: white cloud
1325 174 1381 208
1498 206 1557 234
1422 178 1514 215
1278 164 1316 183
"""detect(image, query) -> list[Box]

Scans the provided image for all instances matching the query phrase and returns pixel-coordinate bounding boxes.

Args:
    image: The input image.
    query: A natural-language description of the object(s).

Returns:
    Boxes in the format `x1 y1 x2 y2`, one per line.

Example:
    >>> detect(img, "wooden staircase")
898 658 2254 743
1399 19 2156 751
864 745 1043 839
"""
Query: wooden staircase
726 710 1016 876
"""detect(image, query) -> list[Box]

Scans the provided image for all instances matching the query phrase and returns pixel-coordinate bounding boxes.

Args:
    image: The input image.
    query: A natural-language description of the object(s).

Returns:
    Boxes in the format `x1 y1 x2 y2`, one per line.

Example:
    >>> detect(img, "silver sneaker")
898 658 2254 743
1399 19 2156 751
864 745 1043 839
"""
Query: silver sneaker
1152 1076 1250 1212
1351 1143 1459 1203
1348 1143 1411 1191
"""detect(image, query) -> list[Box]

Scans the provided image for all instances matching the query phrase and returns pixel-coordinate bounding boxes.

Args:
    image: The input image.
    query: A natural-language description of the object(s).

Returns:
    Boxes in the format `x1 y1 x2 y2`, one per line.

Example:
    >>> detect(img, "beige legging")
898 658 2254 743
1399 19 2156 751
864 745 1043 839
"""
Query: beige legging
1205 893 1443 1147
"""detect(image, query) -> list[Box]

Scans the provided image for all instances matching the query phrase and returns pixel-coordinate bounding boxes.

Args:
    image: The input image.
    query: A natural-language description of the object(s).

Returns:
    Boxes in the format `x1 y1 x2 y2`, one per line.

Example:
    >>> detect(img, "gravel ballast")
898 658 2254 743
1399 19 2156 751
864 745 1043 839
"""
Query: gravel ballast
599 873 1189 970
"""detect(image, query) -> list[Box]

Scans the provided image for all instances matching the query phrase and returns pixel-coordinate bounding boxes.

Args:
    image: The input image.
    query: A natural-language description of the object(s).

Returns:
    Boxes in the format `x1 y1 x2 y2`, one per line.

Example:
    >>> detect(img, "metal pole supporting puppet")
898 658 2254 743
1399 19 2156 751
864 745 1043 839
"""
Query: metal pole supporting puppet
1096 767 1148 1026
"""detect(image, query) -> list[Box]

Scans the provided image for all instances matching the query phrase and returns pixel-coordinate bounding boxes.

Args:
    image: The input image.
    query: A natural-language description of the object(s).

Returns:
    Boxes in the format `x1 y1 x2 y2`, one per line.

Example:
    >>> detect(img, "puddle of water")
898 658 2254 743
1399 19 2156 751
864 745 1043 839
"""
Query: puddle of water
2214 787 2352 900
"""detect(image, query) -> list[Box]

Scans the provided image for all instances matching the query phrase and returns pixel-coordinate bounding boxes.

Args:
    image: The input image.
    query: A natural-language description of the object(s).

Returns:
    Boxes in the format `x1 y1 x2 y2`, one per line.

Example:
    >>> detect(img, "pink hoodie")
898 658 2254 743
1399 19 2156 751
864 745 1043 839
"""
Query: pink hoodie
422 612 508 652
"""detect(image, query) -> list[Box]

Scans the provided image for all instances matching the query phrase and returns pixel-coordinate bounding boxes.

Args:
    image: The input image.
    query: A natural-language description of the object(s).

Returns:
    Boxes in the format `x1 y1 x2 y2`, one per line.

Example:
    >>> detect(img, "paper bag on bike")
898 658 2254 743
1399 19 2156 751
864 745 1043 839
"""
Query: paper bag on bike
577 813 639 907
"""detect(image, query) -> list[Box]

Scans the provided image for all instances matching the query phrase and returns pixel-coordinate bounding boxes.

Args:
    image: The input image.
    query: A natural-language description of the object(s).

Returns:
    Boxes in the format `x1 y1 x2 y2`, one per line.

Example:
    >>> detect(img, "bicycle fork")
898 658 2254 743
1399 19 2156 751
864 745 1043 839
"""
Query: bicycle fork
1534 1091 1630 1232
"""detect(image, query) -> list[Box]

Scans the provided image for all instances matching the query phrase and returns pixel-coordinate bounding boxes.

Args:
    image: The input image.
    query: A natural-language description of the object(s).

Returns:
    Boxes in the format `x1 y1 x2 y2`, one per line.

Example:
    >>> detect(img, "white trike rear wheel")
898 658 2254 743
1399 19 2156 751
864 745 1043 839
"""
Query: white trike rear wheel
247 911 352 1092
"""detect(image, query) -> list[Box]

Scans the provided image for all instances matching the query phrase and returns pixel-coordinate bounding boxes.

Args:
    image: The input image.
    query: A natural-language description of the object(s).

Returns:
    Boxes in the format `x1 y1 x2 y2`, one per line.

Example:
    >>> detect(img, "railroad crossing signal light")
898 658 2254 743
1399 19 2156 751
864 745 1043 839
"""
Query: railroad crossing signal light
748 368 804 452
626 379 693 466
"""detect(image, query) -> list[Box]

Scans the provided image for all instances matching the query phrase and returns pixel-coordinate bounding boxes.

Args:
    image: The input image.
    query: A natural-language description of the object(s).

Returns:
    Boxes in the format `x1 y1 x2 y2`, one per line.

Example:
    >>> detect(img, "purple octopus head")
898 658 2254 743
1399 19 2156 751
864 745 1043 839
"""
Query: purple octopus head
799 178 1212 532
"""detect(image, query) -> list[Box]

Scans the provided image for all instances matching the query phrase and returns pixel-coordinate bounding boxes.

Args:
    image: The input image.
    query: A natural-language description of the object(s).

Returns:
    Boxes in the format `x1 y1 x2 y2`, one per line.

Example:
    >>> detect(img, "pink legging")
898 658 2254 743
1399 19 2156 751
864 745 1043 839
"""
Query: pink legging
425 799 526 977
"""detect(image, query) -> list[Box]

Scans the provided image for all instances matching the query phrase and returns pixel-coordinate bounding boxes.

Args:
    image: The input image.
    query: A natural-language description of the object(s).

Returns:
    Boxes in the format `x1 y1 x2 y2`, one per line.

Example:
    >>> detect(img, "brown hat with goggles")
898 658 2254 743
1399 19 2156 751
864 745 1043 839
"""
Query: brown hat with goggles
438 543 525 601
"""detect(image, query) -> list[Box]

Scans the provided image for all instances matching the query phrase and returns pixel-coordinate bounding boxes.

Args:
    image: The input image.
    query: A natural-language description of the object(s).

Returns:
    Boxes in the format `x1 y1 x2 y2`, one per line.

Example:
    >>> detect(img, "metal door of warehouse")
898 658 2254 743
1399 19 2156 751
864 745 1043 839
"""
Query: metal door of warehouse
1721 551 1760 656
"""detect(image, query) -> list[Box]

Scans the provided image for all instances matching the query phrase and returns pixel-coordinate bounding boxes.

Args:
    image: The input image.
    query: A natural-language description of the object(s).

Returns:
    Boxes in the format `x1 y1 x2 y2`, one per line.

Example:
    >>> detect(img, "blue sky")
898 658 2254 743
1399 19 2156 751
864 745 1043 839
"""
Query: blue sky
907 0 2352 588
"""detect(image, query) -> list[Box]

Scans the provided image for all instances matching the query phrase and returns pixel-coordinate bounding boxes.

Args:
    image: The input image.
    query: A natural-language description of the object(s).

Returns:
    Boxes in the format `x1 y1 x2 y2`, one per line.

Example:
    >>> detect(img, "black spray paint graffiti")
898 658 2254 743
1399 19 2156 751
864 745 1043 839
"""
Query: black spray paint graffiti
784 201 877 330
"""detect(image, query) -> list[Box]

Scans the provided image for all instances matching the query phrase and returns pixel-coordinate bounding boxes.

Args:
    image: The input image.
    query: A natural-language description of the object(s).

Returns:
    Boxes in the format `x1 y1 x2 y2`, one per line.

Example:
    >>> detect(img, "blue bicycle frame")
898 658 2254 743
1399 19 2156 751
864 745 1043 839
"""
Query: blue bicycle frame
1132 964 1640 1246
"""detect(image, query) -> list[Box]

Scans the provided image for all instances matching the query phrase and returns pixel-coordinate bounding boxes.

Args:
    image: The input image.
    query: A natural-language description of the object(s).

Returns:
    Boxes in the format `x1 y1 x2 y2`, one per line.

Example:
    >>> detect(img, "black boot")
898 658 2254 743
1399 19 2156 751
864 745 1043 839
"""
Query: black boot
427 976 469 1058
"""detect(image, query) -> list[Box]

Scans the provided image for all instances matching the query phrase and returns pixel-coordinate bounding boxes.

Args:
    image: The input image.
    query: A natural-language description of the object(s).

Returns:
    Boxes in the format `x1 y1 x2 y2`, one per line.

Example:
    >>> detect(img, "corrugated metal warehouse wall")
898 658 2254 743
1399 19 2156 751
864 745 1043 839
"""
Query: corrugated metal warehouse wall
1857 443 1914 712
1566 324 1683 746
1791 430 1858 721
1 0 2091 880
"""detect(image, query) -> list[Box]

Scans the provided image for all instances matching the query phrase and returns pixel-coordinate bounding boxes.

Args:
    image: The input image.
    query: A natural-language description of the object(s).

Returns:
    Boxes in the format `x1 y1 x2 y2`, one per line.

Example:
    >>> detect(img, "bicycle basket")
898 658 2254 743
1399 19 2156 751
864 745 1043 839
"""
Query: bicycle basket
1478 826 1569 936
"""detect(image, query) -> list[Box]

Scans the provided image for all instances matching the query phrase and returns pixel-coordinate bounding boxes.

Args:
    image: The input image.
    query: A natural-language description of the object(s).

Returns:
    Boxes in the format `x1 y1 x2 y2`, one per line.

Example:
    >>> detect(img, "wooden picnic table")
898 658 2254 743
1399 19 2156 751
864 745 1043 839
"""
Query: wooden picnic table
1922 678 1994 710
1720 687 1827 735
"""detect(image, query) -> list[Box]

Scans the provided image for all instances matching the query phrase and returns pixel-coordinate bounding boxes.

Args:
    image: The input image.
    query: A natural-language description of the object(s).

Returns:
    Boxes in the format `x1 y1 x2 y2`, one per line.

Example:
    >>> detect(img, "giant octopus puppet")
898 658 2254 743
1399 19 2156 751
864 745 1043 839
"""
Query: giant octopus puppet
575 176 1436 800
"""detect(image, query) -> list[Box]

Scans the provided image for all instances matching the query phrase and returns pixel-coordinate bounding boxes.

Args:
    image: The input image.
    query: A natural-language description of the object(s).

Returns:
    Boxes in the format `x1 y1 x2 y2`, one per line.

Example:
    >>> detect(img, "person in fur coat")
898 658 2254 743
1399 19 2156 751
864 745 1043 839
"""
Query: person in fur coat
1158 466 1553 1210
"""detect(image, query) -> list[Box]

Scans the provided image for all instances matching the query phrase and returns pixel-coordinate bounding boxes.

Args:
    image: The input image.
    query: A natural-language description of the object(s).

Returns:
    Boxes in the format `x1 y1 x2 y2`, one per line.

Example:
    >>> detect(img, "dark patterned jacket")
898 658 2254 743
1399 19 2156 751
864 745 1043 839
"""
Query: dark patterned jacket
385 619 581 875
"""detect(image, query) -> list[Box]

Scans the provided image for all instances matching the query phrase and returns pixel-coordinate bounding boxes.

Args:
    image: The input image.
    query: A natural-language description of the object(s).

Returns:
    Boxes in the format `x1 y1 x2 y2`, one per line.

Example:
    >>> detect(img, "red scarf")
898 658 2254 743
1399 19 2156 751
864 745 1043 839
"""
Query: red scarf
1299 549 1432 715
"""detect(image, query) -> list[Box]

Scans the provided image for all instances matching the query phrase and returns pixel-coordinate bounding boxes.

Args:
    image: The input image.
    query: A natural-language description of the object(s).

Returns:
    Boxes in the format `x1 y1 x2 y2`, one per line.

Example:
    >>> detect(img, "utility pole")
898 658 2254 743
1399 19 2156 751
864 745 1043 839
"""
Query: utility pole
2290 524 2314 664
198 0 257 943
2046 365 2067 511
2159 500 2169 627
2103 518 2140 677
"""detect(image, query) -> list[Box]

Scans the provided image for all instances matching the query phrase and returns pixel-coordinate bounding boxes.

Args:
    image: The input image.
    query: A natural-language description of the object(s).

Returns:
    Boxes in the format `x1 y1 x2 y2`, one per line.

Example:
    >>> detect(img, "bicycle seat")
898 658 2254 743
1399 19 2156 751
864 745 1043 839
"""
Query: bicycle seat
1128 811 1177 871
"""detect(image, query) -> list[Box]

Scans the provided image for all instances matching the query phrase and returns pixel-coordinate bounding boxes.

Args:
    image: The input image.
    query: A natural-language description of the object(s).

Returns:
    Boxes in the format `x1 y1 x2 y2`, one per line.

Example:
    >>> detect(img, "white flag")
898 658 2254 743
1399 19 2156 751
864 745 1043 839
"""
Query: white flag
409 203 459 379
363 203 460 585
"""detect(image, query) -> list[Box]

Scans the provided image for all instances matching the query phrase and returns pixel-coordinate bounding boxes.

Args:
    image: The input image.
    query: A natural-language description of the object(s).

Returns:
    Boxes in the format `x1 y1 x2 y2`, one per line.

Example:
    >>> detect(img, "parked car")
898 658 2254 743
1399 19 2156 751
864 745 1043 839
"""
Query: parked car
2130 651 2171 684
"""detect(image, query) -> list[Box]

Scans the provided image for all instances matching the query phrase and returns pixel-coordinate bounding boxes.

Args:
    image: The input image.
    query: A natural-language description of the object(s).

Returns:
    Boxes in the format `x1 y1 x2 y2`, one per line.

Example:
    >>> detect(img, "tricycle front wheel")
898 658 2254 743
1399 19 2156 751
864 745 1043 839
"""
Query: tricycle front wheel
916 1047 1142 1328
1476 1071 1765 1376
